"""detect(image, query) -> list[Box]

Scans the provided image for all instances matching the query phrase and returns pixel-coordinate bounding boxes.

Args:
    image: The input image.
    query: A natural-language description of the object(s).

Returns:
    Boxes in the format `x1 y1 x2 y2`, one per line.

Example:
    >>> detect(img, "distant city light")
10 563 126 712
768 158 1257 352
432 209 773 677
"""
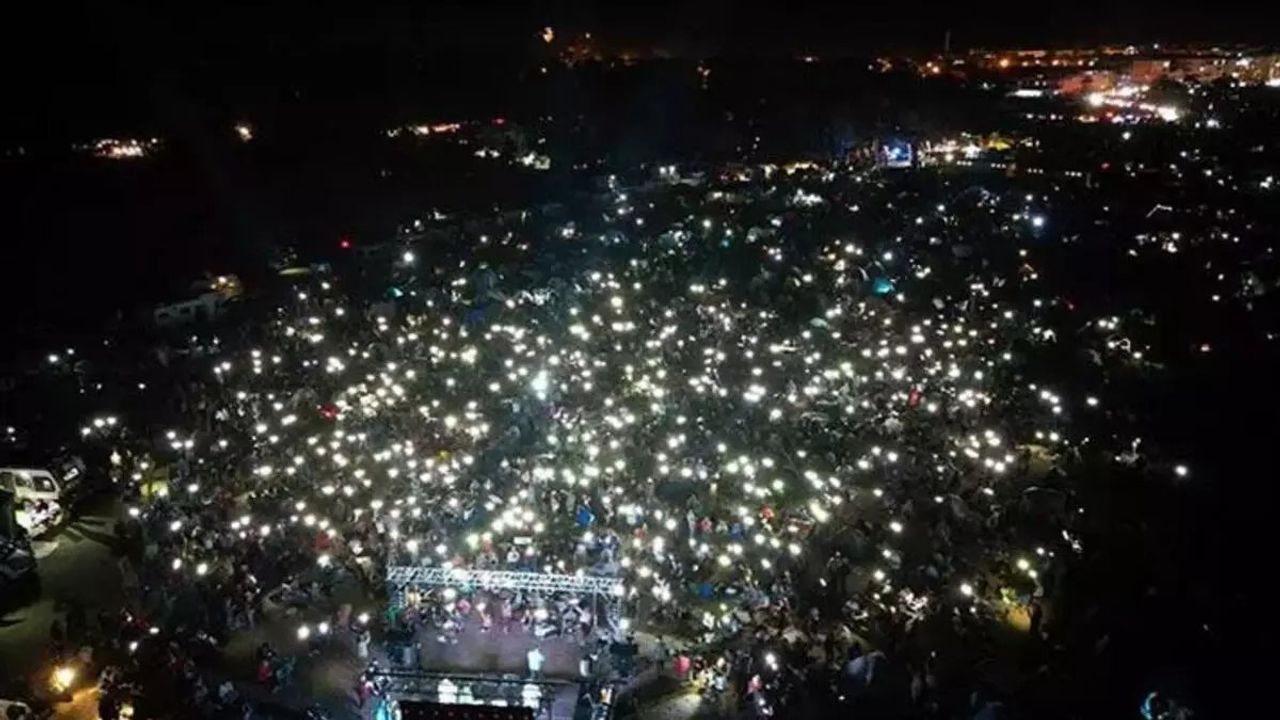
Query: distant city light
87 137 160 160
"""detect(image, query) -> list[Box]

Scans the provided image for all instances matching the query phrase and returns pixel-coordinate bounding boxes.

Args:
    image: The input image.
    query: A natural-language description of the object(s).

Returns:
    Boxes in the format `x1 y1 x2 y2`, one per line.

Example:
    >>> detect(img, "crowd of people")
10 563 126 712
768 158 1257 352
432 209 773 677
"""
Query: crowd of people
11 116 1273 718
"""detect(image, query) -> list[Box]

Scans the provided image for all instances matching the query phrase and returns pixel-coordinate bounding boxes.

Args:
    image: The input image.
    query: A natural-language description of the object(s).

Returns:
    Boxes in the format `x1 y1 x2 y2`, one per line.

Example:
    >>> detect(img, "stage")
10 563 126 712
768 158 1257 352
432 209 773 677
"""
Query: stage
369 668 586 720
416 626 587 679
378 568 624 718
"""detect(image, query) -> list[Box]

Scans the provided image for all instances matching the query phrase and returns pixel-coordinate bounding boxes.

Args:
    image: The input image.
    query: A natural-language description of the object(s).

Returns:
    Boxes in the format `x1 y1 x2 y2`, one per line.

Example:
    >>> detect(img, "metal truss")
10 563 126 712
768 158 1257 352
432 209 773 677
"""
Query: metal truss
369 667 567 717
386 566 624 597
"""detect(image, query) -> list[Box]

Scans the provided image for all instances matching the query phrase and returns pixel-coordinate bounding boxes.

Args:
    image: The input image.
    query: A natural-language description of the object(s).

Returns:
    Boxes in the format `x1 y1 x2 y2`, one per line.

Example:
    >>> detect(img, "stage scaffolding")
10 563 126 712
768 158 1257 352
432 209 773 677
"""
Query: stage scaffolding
386 566 624 608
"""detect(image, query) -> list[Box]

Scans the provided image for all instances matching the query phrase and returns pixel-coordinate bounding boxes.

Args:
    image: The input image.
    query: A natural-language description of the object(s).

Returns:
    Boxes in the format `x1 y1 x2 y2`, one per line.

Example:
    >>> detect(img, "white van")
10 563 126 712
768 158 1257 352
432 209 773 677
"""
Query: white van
0 468 62 502
0 468 73 537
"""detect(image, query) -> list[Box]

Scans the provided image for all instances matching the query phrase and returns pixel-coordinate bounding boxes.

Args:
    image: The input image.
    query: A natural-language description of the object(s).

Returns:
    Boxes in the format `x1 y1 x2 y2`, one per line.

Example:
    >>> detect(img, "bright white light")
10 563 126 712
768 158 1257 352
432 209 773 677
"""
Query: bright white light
531 372 550 396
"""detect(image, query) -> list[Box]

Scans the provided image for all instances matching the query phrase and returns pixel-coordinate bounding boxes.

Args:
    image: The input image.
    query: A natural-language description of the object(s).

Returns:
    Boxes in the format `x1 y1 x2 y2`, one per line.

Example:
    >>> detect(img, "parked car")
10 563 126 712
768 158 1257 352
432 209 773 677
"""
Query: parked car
0 697 54 720
0 467 74 504
0 467 81 537
0 533 36 583
1 488 38 595
0 682 54 720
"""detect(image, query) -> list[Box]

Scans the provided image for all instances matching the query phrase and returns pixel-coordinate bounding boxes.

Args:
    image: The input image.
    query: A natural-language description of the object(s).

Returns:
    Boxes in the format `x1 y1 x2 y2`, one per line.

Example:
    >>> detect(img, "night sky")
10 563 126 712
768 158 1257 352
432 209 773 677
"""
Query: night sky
0 0 1271 141
5 1 1274 64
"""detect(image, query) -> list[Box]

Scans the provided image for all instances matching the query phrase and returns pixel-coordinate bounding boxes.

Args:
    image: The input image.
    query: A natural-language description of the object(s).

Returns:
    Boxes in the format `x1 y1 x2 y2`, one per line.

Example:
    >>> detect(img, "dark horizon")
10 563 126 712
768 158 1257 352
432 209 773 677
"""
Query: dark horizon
2 0 1273 145
5 1 1275 65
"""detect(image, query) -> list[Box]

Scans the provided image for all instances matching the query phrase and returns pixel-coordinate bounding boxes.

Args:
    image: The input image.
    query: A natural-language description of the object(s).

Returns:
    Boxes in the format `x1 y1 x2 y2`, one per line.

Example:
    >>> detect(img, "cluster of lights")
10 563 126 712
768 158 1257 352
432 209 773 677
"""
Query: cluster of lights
52 137 1246 717
87 137 161 159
